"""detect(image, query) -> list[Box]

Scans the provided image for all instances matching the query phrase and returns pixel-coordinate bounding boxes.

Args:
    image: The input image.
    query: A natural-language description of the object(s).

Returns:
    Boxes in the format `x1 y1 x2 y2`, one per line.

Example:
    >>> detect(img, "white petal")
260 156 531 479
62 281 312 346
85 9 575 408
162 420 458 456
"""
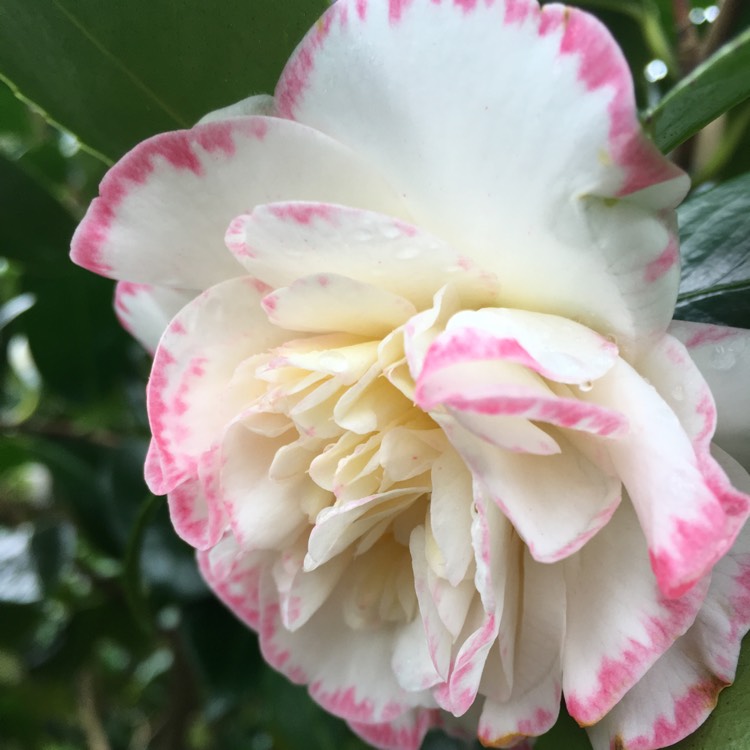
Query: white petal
563 501 709 726
429 448 475 586
197 93 277 124
72 117 406 289
585 355 750 597
276 0 688 351
114 281 194 353
478 549 564 745
262 273 417 336
227 202 501 309
586 449 750 750
146 276 293 493
440 414 621 563
669 320 750 468
221 427 308 551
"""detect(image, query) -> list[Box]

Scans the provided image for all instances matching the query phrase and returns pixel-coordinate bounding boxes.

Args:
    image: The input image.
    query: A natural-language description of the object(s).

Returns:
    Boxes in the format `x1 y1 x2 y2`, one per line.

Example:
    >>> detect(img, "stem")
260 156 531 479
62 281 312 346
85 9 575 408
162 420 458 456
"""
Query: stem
77 671 112 750
672 0 702 73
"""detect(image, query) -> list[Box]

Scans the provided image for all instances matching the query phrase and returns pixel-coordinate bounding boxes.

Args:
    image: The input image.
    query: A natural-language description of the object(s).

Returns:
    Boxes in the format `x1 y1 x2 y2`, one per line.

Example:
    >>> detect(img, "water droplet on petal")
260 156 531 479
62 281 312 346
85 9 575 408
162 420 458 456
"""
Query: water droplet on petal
395 246 419 261
711 344 736 371
381 224 402 240
671 385 684 402
578 380 593 392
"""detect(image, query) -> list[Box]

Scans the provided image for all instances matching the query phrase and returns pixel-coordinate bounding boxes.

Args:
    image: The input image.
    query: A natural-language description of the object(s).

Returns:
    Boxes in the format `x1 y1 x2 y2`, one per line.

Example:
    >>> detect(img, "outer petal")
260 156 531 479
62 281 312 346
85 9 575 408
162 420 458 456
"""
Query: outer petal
257 568 434 724
586 448 750 750
146 276 293 494
197 537 268 630
563 501 709 727
71 116 406 289
669 320 750 468
587 352 750 598
197 93 277 124
115 281 194 353
166 445 227 550
276 0 688 351
227 201 502 310
348 709 442 750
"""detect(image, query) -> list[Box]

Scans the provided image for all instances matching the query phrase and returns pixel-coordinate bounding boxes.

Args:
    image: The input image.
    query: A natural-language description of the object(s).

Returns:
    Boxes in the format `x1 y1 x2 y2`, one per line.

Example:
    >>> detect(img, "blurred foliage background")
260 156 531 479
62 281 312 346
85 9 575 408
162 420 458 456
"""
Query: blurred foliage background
0 1 749 749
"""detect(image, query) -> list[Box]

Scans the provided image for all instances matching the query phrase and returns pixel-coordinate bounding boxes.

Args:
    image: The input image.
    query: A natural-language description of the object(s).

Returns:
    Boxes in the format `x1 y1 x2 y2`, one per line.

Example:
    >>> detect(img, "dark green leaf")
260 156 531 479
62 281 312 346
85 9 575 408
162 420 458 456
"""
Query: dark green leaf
420 730 479 750
535 703 592 750
139 502 208 603
644 27 750 153
0 154 131 402
29 521 76 597
675 172 750 327
0 0 329 162
179 598 262 710
121 492 160 635
0 78 32 146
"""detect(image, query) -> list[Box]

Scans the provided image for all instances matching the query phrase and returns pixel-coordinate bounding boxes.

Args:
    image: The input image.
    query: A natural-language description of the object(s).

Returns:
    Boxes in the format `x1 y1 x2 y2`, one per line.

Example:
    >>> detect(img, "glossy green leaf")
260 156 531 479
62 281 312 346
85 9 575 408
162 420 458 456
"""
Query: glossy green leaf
0 0 328 162
644 27 750 153
674 172 750 327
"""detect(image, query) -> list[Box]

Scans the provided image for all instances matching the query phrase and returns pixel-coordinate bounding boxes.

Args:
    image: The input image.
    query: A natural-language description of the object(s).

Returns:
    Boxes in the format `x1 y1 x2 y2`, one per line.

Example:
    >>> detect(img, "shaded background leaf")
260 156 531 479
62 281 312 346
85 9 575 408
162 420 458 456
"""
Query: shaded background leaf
675 171 750 326
644 26 750 153
0 1 749 749
0 0 329 161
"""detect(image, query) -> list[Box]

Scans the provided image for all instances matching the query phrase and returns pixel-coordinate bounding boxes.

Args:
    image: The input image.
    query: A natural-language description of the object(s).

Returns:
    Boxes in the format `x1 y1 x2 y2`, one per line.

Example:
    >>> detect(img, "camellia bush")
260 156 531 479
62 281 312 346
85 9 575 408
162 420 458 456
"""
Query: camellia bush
1 1 750 749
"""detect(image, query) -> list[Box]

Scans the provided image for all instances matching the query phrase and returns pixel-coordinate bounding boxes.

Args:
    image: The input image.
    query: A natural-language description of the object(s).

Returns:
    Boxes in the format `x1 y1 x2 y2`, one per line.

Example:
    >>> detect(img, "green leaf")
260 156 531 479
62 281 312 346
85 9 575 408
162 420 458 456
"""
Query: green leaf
644 27 750 154
29 521 76 598
120 493 159 635
674 172 750 327
0 0 329 162
671 637 750 750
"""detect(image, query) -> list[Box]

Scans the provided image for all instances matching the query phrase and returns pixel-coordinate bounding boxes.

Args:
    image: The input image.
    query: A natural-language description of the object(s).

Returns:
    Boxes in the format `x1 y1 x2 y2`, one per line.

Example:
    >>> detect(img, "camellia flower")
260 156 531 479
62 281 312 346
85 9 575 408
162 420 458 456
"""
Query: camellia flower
71 0 750 748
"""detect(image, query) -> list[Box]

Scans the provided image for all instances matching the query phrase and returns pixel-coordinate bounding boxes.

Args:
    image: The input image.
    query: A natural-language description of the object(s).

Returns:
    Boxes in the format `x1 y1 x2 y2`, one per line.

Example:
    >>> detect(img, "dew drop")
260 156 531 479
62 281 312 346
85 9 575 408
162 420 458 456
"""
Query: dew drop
381 224 402 240
395 245 420 261
671 385 684 402
711 344 736 371
730 337 747 354
578 380 593 392
644 59 668 83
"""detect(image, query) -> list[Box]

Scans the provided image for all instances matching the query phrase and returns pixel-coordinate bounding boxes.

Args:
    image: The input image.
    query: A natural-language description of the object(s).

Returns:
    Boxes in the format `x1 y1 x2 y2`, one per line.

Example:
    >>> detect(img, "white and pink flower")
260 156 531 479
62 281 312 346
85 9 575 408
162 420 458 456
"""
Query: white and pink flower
71 1 750 748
